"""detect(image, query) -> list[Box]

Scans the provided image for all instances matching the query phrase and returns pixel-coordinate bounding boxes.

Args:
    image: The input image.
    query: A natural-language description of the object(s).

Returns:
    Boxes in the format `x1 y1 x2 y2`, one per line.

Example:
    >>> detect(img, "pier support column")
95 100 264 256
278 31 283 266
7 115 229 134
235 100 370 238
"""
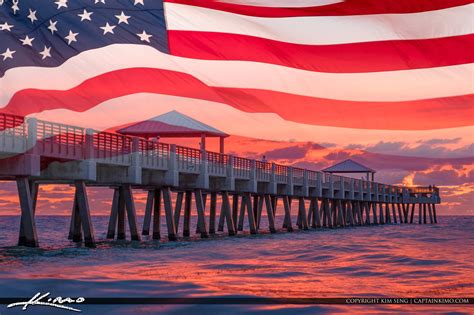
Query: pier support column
122 185 141 241
402 204 408 223
194 189 209 238
418 203 422 224
385 203 391 224
238 194 246 231
141 190 153 236
428 203 434 224
162 188 177 241
220 191 236 236
397 203 403 224
263 194 276 233
106 188 119 239
243 193 257 234
107 185 141 241
232 194 239 232
173 191 184 234
257 194 264 230
209 193 217 234
337 200 345 227
371 202 378 224
423 203 427 224
117 188 126 240
183 191 191 237
355 201 362 226
74 181 96 248
17 178 38 247
432 204 438 224
282 195 293 232
308 198 321 228
196 193 208 234
346 201 354 226
410 203 415 224
391 203 398 224
297 197 309 230
379 203 385 224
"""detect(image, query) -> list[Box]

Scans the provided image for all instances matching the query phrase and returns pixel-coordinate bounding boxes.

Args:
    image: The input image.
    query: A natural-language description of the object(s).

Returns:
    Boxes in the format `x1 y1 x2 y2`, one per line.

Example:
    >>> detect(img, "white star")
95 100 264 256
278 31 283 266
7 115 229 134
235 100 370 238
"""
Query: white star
1 48 15 61
27 9 38 23
134 0 144 5
20 35 35 46
65 30 79 45
39 46 51 60
55 0 68 9
78 9 93 21
0 22 14 31
94 0 105 3
137 30 152 43
48 20 58 34
100 22 116 35
11 0 19 14
115 11 130 24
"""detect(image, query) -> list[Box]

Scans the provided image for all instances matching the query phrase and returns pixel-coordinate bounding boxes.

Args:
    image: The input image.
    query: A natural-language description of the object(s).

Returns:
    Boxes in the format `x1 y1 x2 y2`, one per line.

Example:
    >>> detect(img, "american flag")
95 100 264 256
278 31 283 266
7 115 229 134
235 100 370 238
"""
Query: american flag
0 0 472 145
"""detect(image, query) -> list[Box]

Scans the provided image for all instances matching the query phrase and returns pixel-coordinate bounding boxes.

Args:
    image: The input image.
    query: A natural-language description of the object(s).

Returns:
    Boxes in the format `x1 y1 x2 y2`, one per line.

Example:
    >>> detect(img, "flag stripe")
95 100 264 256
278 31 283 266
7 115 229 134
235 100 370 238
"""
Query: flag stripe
165 3 473 45
169 32 474 73
216 0 344 8
30 93 474 159
165 0 473 17
4 67 473 130
1 44 472 106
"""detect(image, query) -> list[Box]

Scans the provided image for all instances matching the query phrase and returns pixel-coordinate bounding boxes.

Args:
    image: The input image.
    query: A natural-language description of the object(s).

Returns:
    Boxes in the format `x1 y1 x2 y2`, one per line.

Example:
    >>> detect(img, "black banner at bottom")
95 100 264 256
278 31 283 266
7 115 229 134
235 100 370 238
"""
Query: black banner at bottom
1 297 473 305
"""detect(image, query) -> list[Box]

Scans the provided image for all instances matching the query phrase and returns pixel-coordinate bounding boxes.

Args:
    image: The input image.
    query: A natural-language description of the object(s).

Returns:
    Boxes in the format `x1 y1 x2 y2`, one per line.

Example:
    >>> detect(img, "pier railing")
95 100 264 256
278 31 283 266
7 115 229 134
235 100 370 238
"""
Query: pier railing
0 114 440 200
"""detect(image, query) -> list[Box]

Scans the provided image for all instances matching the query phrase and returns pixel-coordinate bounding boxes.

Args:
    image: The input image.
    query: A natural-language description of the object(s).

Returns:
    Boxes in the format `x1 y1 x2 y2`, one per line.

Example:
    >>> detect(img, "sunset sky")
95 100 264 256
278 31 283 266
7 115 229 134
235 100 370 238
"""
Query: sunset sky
0 1 472 216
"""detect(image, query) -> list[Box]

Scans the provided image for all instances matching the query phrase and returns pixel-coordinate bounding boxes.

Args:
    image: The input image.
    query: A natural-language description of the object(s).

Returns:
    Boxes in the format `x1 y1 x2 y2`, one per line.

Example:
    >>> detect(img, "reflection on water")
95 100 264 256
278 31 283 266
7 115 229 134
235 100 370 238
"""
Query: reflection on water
0 216 473 314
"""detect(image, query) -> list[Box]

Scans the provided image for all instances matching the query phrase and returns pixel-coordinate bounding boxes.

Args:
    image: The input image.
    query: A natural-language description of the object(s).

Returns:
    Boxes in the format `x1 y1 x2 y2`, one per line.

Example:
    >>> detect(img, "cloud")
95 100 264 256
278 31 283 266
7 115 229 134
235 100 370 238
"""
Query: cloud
358 141 473 159
419 138 461 145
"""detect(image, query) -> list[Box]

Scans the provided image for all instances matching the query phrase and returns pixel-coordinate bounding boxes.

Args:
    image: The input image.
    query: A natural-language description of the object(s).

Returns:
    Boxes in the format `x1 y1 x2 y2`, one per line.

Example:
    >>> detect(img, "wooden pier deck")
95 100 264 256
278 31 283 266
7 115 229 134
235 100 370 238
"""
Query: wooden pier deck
0 113 441 248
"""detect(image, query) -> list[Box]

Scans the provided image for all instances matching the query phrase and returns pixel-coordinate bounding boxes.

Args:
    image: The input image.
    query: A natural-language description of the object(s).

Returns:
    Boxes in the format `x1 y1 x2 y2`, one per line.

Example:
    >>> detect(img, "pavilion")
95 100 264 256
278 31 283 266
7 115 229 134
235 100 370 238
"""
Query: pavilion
322 159 376 182
117 110 229 153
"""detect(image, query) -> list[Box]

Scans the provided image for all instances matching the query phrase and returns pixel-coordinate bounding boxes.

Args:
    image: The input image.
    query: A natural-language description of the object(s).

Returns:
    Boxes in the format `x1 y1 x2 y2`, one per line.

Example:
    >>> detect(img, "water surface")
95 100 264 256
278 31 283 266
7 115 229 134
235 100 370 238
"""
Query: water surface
0 215 472 314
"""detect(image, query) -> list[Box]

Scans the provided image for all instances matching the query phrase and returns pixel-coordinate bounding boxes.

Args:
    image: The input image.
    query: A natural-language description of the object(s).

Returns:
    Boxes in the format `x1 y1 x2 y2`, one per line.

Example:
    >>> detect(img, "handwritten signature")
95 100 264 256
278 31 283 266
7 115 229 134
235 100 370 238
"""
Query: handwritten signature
7 292 85 312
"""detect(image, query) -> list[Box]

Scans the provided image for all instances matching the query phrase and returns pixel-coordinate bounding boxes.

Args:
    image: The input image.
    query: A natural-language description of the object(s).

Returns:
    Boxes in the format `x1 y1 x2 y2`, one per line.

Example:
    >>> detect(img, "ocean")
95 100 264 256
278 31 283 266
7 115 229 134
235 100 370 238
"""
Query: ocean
0 215 473 314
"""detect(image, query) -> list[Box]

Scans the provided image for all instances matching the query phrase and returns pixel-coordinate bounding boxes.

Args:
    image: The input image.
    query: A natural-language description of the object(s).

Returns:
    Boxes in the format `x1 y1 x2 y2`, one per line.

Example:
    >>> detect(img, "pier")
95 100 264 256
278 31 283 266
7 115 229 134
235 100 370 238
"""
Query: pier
0 113 441 248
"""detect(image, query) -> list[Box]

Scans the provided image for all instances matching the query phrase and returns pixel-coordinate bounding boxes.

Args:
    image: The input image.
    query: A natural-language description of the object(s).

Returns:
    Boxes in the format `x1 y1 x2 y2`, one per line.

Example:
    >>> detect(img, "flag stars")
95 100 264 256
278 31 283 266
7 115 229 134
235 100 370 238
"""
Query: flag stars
65 30 79 45
0 22 14 31
20 35 35 46
95 0 106 3
11 0 19 14
48 20 58 34
39 46 51 60
78 9 93 22
115 11 130 24
137 30 152 43
55 0 68 9
134 0 144 6
1 48 15 61
100 22 116 35
27 9 38 23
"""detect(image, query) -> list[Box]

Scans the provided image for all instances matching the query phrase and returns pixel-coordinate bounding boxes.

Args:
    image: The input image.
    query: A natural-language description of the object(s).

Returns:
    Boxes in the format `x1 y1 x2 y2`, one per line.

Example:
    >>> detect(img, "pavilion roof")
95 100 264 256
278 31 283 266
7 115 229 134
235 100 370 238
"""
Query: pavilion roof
322 159 376 173
117 110 228 138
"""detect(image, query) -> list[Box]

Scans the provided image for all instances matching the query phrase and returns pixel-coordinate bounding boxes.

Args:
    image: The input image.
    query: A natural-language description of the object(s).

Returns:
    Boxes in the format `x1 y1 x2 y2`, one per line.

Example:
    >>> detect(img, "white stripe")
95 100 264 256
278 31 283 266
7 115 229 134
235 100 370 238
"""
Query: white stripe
1 44 472 106
165 3 474 45
30 93 474 158
216 0 343 7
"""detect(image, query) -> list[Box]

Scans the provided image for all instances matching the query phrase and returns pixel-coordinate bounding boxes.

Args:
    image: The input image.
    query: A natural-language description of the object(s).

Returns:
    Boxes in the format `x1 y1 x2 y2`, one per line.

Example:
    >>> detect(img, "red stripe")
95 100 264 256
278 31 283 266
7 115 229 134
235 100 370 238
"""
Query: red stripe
2 68 473 130
169 32 474 73
164 0 473 17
